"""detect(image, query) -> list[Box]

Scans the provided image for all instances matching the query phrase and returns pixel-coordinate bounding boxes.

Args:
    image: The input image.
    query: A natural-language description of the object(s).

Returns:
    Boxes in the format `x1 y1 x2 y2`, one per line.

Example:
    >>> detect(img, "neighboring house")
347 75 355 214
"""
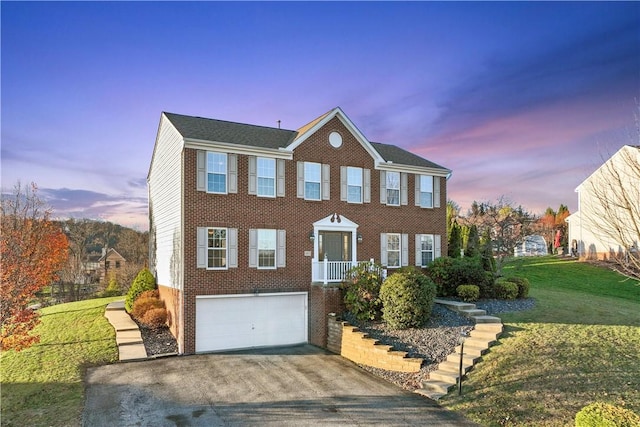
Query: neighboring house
514 235 548 257
566 145 640 260
148 107 451 354
99 248 126 282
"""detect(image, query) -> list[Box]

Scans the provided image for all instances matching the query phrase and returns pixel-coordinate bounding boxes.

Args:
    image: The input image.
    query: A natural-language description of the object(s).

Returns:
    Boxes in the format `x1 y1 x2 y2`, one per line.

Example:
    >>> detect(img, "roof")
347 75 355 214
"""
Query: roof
164 112 298 149
163 109 449 172
370 142 447 170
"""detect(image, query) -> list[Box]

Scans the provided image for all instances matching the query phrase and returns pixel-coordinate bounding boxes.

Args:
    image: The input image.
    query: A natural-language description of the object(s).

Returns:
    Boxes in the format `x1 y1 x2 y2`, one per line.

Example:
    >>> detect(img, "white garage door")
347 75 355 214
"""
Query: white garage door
195 292 308 353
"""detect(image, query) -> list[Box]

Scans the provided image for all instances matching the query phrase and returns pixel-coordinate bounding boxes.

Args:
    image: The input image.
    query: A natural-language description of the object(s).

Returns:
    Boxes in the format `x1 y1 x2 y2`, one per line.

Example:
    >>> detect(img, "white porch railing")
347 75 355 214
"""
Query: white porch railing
312 259 357 285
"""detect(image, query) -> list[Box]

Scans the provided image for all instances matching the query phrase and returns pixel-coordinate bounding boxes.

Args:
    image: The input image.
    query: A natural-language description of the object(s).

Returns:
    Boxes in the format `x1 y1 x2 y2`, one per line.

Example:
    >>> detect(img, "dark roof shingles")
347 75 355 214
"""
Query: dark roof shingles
371 142 448 170
164 112 297 149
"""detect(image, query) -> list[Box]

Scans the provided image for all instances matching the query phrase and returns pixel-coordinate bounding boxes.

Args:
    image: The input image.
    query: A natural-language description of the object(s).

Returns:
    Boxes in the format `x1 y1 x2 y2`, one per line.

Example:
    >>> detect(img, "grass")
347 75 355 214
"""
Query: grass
0 296 122 427
440 256 640 426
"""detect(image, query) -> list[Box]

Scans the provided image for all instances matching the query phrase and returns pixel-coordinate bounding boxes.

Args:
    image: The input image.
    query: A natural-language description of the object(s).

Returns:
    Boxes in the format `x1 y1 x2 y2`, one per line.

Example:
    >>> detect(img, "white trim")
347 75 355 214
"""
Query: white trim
195 291 308 301
185 138 293 160
376 162 450 177
312 214 359 265
286 107 386 164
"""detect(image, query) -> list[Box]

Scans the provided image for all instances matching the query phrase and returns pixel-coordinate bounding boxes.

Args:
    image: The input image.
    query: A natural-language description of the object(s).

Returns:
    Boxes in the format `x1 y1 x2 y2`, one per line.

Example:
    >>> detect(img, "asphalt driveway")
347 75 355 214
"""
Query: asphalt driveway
83 345 478 426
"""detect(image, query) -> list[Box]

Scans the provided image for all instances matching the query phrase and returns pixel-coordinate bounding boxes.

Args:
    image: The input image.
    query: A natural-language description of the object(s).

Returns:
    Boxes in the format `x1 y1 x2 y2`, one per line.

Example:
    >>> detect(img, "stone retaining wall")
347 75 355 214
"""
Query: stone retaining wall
327 313 423 373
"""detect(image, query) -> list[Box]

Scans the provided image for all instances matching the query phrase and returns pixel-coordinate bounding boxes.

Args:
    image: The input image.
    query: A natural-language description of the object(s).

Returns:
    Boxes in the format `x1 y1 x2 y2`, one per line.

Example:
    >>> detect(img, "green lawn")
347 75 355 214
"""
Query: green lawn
441 257 640 426
0 297 122 427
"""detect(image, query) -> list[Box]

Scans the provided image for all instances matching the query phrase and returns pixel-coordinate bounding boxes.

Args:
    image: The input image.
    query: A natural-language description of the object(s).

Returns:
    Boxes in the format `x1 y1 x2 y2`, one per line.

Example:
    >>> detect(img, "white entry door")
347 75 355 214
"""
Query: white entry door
195 292 308 352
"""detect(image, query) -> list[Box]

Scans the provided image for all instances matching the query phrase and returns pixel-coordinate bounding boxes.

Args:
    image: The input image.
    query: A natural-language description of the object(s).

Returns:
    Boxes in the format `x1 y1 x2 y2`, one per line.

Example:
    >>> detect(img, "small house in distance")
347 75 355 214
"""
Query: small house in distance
147 107 451 354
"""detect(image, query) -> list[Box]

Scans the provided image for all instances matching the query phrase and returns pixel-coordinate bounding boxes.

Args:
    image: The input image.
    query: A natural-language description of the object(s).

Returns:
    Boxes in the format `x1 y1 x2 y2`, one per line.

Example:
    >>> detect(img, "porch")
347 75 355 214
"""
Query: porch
312 258 381 285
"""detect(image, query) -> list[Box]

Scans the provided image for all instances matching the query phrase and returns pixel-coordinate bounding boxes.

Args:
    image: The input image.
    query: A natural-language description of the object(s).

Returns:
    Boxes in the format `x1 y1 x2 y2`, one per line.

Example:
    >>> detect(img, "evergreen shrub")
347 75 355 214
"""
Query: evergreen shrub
456 284 480 302
125 268 156 313
493 278 518 300
342 261 384 321
505 276 530 298
380 267 436 329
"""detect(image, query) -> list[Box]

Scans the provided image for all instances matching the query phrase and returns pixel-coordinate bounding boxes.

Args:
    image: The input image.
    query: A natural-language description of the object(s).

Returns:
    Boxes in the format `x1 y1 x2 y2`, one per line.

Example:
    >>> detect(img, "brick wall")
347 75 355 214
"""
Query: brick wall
327 314 423 373
179 116 447 354
309 284 344 348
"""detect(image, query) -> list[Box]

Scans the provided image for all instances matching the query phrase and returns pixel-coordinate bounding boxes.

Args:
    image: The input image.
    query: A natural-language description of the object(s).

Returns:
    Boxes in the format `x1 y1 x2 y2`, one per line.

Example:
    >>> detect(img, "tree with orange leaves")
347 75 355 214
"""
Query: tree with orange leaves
1 182 69 351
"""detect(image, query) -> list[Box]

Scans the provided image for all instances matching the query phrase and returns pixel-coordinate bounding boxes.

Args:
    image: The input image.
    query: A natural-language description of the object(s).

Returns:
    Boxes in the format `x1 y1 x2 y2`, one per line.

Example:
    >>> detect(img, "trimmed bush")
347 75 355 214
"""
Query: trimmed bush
342 261 384 321
505 276 530 298
457 284 480 302
137 289 159 300
140 307 168 329
131 296 165 322
426 256 492 298
575 402 640 427
125 268 156 313
380 267 437 329
493 278 518 300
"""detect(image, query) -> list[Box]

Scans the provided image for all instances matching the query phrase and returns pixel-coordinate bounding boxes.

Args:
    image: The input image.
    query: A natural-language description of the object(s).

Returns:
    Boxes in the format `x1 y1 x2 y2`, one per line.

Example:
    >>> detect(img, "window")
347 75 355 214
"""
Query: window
115 261 121 268
105 261 111 269
387 233 401 267
347 167 363 203
257 157 276 197
419 234 434 266
420 175 434 208
304 162 321 200
258 229 277 269
386 172 400 206
207 228 227 269
207 152 227 193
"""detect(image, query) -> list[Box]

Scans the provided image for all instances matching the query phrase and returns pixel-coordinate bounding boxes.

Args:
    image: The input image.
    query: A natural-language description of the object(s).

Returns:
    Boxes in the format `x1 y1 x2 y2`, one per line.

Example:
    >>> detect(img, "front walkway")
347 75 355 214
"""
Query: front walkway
104 300 147 361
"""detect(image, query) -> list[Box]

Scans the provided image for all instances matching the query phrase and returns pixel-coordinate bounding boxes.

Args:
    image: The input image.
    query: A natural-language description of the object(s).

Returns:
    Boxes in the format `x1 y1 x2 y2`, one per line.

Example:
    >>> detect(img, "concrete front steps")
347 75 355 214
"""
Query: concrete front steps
104 300 148 361
416 300 503 400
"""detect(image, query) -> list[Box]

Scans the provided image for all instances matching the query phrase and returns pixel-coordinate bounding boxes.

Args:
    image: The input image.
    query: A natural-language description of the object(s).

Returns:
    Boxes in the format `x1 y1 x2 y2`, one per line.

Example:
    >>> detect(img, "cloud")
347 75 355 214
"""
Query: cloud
39 187 148 229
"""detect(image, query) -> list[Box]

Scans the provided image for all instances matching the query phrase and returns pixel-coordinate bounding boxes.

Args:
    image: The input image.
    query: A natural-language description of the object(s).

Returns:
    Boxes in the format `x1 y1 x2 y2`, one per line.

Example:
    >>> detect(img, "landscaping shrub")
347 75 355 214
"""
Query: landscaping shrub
140 307 168 329
505 276 530 298
380 267 437 329
425 257 453 296
101 275 121 297
125 268 156 313
426 256 492 298
131 296 165 321
575 402 640 427
456 284 479 302
342 261 384 321
137 289 159 300
493 278 518 300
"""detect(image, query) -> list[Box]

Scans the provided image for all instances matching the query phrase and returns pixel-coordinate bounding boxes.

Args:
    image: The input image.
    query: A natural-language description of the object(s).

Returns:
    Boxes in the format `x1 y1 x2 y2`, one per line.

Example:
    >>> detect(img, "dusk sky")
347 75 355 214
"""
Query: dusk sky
2 2 639 230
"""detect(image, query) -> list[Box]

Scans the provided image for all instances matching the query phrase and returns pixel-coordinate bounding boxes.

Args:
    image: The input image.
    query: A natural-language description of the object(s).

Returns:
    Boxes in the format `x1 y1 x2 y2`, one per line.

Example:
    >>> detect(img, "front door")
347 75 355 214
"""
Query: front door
319 231 352 261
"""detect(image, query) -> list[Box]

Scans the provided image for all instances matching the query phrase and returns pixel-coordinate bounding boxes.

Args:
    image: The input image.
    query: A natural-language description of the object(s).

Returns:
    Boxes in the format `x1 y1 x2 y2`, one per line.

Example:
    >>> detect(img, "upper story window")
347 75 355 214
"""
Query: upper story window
419 175 433 208
347 167 363 203
257 229 277 269
207 152 227 194
386 172 400 206
207 227 227 269
115 261 121 268
257 157 276 197
304 162 322 200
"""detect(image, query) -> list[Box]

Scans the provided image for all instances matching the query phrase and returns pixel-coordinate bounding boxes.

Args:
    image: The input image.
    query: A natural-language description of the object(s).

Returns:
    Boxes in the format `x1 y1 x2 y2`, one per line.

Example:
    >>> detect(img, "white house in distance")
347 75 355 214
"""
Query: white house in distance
566 145 640 260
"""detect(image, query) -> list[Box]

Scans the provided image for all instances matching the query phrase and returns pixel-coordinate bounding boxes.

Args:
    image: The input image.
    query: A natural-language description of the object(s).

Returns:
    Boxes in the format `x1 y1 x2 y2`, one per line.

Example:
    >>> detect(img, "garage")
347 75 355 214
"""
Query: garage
195 292 308 353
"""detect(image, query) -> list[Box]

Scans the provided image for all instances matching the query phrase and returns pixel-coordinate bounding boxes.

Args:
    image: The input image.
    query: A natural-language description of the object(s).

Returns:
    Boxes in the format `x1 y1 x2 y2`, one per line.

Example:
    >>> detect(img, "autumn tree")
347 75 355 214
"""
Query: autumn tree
467 196 535 275
1 182 69 351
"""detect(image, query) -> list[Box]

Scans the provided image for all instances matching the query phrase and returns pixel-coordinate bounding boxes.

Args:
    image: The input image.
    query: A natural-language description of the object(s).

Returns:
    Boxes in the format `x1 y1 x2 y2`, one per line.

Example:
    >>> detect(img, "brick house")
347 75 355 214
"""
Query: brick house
148 107 450 354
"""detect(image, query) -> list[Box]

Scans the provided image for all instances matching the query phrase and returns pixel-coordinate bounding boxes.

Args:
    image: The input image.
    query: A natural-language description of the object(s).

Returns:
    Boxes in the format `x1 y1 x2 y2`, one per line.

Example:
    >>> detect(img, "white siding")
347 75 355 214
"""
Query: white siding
148 114 184 291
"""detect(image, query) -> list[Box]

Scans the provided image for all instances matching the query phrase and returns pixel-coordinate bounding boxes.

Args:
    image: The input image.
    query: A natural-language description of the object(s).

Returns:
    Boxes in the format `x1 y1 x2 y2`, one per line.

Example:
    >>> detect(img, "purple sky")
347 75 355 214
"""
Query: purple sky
2 2 639 230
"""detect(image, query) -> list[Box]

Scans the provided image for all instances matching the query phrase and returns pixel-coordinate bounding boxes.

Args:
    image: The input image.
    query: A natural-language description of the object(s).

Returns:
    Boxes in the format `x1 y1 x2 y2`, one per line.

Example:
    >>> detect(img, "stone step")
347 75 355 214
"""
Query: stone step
434 299 476 312
473 322 503 332
455 343 488 357
469 329 501 341
473 315 502 324
414 388 447 401
429 370 460 384
419 380 456 396
437 360 474 374
461 309 487 317
446 353 480 365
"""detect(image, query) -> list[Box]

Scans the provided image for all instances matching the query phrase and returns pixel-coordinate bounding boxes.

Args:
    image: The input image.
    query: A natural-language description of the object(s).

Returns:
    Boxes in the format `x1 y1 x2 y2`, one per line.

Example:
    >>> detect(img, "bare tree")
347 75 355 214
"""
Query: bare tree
581 144 640 279
467 196 535 275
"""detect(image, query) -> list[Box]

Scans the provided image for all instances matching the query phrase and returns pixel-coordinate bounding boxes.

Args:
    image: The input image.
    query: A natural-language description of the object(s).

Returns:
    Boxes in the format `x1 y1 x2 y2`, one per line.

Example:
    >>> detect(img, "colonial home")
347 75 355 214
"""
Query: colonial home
148 107 450 354
566 145 640 260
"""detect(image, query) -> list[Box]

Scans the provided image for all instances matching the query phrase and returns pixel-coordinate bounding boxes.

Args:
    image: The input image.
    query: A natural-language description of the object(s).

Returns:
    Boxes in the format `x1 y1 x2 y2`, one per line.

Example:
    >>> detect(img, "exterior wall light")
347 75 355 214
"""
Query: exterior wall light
357 233 363 244
309 231 315 242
